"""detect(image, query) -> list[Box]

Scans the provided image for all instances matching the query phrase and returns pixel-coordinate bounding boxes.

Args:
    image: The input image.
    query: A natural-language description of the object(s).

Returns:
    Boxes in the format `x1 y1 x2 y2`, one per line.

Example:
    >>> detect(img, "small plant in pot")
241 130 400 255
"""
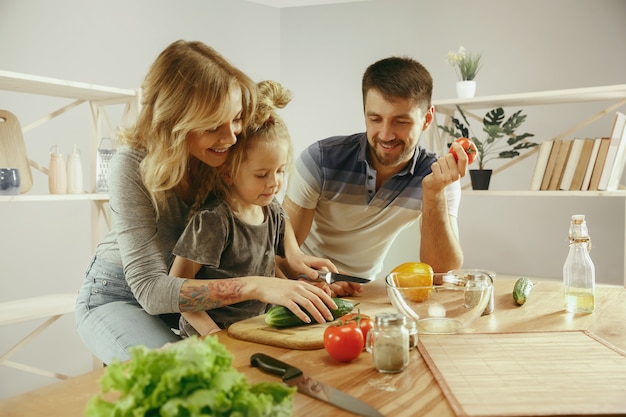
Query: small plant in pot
439 106 538 189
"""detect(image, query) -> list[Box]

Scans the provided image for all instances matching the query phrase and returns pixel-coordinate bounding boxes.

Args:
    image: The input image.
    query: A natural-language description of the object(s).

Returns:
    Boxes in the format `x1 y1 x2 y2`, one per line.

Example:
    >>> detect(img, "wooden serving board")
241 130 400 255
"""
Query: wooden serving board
227 298 395 350
0 109 33 193
418 331 626 417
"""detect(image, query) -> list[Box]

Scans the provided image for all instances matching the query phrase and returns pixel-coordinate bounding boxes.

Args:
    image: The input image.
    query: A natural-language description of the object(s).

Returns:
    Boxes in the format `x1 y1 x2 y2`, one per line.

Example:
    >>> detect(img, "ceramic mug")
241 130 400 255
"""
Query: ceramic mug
0 168 21 195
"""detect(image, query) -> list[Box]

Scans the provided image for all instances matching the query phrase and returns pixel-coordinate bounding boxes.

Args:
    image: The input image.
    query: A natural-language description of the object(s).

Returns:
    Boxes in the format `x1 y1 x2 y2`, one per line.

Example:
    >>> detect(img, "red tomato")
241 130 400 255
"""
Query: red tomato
323 321 364 362
449 137 477 165
339 312 373 349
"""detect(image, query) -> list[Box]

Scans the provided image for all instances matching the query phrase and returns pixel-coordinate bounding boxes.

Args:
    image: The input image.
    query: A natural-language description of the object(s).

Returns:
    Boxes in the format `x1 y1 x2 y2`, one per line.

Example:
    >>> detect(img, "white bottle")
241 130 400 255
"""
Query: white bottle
563 214 595 313
66 144 84 194
48 145 67 194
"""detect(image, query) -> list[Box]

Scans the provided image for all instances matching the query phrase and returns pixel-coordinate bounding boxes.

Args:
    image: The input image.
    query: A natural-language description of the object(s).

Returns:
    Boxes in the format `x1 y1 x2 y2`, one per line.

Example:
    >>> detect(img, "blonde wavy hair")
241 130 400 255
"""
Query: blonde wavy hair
118 40 256 211
212 80 293 203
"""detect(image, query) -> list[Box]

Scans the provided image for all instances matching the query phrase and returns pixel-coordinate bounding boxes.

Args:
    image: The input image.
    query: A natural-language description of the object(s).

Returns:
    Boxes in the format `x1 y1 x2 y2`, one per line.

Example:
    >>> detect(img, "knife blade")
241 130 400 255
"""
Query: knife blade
320 270 372 284
250 353 384 417
301 270 372 284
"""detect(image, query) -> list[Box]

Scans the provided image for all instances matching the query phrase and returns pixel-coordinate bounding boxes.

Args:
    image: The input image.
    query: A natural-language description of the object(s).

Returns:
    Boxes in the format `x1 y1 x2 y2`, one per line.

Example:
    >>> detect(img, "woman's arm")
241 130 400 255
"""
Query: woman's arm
170 256 221 336
179 276 337 325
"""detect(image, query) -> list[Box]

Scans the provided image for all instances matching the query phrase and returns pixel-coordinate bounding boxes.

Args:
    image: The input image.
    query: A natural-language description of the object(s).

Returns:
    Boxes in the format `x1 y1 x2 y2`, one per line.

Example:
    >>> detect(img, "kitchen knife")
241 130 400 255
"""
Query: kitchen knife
302 270 372 284
250 353 384 417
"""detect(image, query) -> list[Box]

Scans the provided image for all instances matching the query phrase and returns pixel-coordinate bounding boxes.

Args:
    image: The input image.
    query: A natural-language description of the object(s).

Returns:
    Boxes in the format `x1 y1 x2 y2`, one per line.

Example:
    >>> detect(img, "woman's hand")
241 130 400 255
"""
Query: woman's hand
247 276 338 325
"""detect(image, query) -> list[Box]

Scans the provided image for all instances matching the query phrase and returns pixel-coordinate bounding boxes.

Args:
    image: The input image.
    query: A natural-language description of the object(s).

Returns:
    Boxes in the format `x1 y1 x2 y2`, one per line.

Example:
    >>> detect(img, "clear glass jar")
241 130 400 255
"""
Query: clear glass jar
405 319 418 350
563 214 595 313
366 312 409 373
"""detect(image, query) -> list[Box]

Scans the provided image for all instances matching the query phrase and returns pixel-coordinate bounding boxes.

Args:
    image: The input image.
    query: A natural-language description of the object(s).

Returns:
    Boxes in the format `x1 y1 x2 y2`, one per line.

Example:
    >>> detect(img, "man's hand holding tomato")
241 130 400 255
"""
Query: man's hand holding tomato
449 137 477 165
423 137 472 193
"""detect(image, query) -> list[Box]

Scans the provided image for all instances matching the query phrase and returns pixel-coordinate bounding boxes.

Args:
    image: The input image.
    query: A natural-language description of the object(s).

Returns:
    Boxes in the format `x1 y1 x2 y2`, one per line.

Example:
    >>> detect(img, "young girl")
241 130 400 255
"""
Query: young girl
75 41 337 364
170 80 295 337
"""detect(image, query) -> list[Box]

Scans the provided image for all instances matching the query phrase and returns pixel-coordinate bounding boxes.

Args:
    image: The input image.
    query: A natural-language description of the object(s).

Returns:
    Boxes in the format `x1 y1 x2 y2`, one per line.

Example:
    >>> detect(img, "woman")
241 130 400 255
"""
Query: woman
75 40 337 364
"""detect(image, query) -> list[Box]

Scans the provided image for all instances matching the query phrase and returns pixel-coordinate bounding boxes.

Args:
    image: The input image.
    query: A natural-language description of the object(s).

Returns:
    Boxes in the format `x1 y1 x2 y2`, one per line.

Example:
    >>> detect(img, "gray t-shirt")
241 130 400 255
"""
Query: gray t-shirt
95 146 186 314
173 197 286 331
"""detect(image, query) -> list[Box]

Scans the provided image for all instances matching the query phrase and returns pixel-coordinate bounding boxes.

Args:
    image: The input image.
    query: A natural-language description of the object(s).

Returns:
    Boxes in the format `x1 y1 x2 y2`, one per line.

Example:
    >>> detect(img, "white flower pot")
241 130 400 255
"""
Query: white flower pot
456 80 477 99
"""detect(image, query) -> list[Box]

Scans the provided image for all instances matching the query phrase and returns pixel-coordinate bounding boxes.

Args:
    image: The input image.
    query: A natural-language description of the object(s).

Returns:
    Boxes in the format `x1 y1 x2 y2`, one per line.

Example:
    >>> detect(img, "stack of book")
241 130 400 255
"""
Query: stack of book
529 112 626 191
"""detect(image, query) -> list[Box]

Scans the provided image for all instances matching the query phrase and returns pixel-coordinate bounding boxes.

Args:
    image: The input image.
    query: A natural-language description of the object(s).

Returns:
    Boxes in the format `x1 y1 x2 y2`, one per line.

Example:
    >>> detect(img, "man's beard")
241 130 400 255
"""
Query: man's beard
370 138 415 167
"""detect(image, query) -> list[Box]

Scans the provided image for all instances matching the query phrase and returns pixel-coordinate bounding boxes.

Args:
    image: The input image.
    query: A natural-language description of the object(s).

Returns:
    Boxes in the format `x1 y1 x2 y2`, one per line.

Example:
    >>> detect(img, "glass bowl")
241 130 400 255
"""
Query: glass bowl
386 272 492 334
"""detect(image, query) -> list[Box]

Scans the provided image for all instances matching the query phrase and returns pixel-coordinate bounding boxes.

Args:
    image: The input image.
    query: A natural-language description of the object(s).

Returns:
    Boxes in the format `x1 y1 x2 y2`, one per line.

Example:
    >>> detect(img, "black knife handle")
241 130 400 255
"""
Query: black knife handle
250 353 303 381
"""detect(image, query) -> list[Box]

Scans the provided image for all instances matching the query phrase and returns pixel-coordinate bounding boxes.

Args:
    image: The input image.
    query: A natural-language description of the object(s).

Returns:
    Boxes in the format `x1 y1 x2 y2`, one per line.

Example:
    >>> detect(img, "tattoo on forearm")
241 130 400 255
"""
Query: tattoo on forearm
179 280 246 312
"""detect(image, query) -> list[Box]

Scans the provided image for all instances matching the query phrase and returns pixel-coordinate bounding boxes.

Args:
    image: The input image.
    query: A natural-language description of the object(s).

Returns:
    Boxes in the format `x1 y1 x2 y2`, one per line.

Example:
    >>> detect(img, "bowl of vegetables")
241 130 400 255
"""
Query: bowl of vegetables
386 271 492 334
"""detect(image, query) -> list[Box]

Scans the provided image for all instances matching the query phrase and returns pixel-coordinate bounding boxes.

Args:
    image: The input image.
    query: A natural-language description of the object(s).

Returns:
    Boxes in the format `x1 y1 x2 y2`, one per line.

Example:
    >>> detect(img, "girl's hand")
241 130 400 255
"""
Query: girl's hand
281 251 337 280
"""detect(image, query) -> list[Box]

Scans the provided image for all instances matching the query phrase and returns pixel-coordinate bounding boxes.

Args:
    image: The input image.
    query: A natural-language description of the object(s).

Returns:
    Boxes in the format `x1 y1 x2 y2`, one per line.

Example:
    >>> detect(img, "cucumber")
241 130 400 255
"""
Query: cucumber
513 277 534 306
265 298 355 328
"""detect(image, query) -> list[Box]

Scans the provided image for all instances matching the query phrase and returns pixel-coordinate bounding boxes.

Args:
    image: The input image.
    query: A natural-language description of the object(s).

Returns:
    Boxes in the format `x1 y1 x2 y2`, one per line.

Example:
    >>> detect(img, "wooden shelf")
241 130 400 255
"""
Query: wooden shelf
462 190 626 197
0 70 136 103
433 84 626 111
0 70 136 380
0 193 109 202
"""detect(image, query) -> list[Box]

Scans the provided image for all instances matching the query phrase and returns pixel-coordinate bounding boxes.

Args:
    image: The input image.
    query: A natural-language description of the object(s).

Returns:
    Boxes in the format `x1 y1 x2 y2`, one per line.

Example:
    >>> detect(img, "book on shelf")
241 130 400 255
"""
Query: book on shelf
559 138 585 191
598 111 626 191
529 140 554 191
540 139 563 190
581 138 602 190
569 138 595 191
588 137 611 191
547 139 572 190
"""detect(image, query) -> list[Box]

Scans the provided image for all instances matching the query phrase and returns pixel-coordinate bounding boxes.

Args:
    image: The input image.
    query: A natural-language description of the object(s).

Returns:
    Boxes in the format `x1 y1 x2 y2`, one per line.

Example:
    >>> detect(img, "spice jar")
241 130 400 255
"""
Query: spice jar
366 312 409 373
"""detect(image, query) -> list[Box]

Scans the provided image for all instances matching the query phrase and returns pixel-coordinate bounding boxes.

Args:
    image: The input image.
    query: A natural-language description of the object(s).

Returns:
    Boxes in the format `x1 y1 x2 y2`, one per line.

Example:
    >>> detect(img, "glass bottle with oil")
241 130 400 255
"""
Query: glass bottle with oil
563 214 595 313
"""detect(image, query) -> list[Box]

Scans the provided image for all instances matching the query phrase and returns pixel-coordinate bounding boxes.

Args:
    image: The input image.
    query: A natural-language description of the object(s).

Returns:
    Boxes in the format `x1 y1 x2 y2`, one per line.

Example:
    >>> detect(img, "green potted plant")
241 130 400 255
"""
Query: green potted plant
447 46 482 98
439 106 538 189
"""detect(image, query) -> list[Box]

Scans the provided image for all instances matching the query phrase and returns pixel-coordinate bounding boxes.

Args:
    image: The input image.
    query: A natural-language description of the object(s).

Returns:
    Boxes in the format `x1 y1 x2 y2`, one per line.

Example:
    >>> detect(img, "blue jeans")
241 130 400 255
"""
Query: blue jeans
74 257 180 364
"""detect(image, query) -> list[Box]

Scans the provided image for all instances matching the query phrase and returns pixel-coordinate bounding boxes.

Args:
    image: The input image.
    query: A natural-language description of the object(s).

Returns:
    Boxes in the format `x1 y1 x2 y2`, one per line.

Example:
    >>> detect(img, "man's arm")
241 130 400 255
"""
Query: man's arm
419 142 466 272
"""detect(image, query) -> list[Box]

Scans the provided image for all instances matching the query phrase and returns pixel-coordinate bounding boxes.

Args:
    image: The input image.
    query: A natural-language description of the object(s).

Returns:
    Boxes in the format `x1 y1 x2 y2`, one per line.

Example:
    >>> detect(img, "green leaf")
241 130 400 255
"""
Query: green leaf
84 336 295 417
483 107 505 126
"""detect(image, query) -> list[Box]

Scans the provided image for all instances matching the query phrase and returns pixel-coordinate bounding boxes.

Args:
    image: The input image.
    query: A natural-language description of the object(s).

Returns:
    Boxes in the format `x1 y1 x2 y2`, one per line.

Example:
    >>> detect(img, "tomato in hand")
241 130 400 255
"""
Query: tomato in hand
324 321 364 362
339 311 373 349
449 137 477 165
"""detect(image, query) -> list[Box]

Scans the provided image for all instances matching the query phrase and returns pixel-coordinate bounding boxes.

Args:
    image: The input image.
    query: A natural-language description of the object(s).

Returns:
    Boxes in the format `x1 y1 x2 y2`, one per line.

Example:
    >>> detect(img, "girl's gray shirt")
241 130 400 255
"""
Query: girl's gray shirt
95 146 186 314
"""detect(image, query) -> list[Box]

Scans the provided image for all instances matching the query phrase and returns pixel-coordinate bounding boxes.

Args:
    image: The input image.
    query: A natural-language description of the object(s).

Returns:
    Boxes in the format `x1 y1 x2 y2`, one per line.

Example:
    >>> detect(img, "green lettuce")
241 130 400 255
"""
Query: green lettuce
85 336 295 417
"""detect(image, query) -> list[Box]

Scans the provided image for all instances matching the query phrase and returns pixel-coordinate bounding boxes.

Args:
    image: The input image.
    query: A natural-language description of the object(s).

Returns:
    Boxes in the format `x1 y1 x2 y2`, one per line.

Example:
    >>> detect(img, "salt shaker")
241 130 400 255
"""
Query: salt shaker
366 312 409 373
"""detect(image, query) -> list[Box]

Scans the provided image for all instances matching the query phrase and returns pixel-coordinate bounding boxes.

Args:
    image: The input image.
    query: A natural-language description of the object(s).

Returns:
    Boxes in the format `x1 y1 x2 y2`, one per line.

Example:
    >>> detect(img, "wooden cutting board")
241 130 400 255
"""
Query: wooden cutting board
0 109 33 193
418 331 626 417
228 298 396 350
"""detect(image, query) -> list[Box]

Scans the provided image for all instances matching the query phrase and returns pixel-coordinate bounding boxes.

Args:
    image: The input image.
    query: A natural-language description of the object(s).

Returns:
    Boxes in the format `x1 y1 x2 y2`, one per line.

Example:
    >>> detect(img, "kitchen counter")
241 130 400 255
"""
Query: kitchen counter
2 276 625 417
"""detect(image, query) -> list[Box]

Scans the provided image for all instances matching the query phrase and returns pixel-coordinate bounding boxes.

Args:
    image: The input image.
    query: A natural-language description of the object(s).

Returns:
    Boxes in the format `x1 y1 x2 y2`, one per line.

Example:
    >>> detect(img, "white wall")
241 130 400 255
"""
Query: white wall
1 0 625 399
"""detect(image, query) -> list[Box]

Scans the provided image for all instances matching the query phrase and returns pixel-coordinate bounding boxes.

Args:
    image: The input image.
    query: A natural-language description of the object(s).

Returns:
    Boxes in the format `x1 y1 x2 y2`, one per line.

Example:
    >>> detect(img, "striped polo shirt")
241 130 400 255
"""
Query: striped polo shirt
287 132 461 280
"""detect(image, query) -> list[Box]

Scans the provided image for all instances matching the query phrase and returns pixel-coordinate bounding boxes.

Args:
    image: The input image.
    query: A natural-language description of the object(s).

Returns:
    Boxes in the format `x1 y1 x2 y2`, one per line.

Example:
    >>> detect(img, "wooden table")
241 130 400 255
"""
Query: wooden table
2 276 625 417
